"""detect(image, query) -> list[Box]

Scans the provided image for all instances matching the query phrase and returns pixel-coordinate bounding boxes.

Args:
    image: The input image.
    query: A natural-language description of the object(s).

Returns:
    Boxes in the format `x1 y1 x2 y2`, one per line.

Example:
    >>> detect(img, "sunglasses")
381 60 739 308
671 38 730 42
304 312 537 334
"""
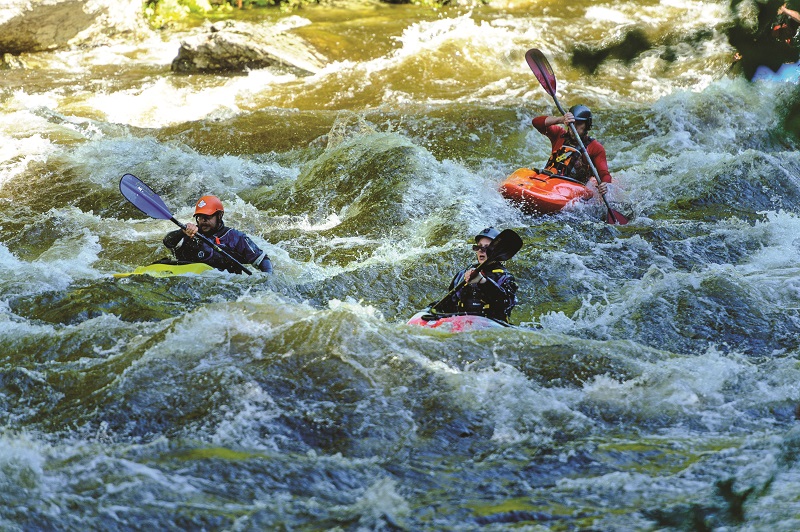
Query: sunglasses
472 244 491 252
194 214 215 222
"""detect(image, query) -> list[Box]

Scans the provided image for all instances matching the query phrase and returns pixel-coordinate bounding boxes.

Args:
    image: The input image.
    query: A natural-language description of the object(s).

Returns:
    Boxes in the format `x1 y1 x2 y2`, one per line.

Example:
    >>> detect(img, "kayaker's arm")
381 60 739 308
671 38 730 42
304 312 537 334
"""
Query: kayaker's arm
463 268 484 284
584 140 612 195
224 232 273 273
478 267 518 321
466 262 515 302
163 222 202 249
479 272 511 301
254 252 273 273
533 112 575 130
545 112 574 127
779 4 800 24
163 229 187 249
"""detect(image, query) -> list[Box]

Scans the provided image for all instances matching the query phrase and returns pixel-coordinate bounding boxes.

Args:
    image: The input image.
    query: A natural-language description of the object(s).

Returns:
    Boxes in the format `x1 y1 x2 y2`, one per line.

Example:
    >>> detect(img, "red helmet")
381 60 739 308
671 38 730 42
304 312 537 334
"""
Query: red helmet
194 195 224 216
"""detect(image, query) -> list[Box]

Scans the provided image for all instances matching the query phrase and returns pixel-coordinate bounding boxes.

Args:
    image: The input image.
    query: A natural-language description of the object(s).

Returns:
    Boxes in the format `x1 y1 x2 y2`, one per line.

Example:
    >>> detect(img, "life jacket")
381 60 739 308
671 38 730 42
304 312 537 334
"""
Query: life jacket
544 135 594 183
168 224 267 274
452 266 517 321
772 14 800 45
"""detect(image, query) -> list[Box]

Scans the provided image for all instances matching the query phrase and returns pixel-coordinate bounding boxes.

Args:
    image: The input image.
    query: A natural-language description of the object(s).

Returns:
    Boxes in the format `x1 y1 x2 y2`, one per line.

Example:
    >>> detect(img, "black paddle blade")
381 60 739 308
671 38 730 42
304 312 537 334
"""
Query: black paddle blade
119 173 173 220
525 48 557 97
486 229 523 262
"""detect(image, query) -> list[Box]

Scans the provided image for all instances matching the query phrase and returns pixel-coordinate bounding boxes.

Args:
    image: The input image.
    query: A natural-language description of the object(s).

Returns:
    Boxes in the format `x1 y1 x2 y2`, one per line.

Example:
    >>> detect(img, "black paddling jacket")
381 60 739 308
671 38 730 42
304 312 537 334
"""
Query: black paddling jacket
437 263 518 322
163 224 272 274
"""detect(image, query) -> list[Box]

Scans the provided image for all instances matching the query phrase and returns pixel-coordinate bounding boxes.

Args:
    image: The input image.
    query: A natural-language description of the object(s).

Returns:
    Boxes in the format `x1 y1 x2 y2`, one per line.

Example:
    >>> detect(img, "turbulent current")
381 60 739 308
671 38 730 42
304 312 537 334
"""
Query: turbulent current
3 0 800 529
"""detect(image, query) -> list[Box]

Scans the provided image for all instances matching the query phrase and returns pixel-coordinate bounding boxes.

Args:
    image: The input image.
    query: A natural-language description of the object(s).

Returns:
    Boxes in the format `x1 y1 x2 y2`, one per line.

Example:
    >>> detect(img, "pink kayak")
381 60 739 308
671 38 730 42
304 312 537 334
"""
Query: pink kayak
406 311 513 332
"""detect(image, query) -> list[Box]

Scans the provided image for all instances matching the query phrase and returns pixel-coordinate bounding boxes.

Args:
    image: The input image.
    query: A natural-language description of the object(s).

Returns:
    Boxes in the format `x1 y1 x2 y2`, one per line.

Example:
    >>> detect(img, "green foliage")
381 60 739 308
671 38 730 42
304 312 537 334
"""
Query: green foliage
239 0 320 9
409 0 489 6
143 0 322 25
144 0 209 27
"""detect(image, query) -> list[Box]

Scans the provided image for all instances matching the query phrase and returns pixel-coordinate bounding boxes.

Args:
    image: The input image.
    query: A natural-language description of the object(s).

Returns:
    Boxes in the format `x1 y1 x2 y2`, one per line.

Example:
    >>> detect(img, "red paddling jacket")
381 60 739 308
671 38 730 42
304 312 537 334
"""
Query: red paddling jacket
532 116 613 185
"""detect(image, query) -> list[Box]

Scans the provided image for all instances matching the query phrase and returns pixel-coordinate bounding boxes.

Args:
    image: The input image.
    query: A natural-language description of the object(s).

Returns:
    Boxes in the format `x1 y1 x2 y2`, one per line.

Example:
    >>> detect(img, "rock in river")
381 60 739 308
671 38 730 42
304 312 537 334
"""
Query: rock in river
171 18 327 75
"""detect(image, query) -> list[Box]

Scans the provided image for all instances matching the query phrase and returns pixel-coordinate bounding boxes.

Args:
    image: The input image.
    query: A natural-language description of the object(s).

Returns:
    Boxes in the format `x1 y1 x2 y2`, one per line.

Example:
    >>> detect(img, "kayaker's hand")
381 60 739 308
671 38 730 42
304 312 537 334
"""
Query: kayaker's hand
598 181 609 196
183 223 199 238
464 268 475 283
466 269 485 285
563 112 575 125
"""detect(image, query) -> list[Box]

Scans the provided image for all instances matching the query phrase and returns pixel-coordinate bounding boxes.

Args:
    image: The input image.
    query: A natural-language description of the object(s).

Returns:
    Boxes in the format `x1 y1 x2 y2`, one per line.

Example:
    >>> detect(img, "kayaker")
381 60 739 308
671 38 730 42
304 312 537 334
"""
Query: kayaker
774 2 800 45
532 104 611 196
163 195 273 274
435 227 518 322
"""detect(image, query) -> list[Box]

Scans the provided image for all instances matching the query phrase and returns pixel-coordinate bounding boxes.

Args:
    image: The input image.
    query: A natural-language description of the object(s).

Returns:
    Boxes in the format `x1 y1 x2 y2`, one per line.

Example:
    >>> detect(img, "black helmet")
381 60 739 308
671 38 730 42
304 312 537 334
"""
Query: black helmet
569 104 592 129
474 227 500 243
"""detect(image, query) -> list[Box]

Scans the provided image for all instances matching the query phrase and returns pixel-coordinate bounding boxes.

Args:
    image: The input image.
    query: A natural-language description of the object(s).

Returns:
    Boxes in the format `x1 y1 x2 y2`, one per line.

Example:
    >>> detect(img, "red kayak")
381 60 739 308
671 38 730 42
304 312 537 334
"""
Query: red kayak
499 167 593 215
406 311 512 332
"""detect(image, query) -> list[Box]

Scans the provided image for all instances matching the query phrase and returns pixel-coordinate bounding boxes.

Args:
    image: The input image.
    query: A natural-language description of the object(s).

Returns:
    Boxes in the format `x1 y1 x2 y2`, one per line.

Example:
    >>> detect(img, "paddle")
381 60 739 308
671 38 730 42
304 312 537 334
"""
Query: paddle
119 173 253 275
525 48 629 225
430 228 523 313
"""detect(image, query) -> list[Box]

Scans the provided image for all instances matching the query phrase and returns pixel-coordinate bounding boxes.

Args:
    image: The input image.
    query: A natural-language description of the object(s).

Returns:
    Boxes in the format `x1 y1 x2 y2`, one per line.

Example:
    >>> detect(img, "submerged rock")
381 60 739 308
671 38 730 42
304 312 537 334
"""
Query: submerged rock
1 52 26 69
171 18 327 75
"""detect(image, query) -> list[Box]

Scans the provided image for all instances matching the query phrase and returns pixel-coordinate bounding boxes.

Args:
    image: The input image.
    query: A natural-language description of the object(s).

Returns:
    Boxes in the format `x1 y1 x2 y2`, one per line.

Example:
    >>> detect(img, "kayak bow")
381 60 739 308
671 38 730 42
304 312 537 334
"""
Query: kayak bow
407 310 513 332
500 167 593 215
113 262 214 278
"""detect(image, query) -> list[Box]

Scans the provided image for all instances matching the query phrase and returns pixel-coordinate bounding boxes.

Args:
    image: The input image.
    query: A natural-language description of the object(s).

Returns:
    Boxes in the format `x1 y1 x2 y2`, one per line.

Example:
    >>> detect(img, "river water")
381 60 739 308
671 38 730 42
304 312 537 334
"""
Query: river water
3 0 800 529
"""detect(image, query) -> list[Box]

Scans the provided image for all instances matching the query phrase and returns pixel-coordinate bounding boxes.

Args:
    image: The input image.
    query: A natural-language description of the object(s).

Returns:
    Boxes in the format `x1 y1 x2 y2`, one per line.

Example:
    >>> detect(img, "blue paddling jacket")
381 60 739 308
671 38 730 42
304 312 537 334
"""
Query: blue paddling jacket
163 224 272 274
437 262 517 322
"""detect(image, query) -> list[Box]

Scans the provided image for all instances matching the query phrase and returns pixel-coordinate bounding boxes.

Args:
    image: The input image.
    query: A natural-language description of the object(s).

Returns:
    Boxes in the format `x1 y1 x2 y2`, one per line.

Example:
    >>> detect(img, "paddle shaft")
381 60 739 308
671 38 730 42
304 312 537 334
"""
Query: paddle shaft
430 259 500 313
169 217 253 275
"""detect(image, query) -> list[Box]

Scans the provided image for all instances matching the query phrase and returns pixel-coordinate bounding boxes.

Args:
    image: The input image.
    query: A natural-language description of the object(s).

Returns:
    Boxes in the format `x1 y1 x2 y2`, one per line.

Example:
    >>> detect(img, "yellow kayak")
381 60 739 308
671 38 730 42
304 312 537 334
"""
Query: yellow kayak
113 262 214 278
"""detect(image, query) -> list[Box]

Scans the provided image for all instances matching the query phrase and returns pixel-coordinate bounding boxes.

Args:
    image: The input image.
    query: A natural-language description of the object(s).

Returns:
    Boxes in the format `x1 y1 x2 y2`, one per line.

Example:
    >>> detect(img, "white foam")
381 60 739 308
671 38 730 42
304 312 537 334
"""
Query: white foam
345 477 410 528
0 431 58 509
